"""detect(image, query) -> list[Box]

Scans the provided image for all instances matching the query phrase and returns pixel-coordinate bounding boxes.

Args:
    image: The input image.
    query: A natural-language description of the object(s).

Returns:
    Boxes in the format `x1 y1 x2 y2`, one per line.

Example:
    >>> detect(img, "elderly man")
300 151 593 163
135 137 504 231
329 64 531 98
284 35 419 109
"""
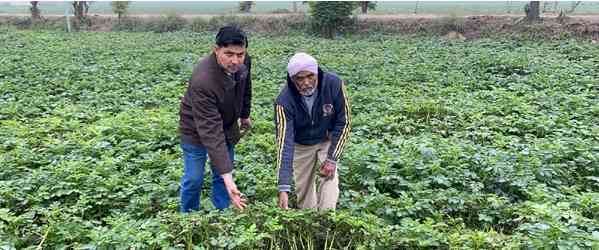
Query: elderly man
275 52 351 210
178 26 252 212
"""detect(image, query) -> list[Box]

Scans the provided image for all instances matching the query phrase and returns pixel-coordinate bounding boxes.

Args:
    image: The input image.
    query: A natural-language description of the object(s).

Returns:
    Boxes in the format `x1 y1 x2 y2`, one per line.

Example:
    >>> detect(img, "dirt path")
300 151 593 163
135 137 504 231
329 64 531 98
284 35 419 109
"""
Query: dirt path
1 13 599 22
3 12 598 38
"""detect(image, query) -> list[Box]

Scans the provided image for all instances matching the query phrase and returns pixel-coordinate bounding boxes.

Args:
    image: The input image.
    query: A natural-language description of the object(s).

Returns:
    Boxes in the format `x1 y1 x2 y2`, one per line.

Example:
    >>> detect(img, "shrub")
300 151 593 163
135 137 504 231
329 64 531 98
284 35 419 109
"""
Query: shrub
190 17 210 33
309 1 356 39
155 11 187 33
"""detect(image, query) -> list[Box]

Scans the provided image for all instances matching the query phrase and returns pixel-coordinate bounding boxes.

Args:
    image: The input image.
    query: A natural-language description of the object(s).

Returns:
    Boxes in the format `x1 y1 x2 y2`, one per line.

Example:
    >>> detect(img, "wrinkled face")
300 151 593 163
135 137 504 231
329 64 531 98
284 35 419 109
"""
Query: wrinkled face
292 70 317 96
214 45 246 74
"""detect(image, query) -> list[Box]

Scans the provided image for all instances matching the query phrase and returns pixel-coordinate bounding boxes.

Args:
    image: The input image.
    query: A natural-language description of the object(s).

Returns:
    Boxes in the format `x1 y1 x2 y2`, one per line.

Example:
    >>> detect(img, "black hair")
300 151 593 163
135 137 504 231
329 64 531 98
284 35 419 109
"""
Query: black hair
215 25 248 48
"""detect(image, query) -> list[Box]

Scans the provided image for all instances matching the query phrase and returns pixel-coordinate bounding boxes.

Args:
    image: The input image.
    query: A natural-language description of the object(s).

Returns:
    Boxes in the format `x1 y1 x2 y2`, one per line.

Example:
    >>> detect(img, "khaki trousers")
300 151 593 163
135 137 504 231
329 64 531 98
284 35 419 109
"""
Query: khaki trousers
293 140 339 210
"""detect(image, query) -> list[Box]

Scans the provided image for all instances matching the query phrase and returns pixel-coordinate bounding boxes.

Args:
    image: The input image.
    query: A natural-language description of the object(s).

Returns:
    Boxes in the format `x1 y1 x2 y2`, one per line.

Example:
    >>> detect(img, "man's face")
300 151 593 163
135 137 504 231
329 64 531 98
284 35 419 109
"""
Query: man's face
292 70 317 96
214 45 246 74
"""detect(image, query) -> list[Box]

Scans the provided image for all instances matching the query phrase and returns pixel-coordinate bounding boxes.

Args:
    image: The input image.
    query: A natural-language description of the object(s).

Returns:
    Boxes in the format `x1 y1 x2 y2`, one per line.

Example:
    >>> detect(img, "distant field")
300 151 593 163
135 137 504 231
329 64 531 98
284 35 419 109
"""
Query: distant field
2 1 599 15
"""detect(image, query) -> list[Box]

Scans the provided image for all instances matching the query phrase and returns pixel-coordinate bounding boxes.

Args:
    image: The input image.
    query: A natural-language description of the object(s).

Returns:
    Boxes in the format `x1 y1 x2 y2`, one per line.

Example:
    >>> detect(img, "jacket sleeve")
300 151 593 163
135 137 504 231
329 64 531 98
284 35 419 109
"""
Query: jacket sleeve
241 55 252 119
327 81 351 162
275 103 295 192
190 84 233 175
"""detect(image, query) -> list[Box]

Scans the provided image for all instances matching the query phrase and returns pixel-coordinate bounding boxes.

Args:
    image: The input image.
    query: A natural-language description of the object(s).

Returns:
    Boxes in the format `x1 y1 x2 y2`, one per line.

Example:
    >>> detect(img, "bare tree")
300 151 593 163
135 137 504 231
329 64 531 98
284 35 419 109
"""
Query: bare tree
358 2 377 14
542 1 552 13
30 1 41 20
567 1 582 14
555 1 582 22
72 1 92 30
414 0 420 14
360 2 368 14
239 1 254 13
525 1 540 22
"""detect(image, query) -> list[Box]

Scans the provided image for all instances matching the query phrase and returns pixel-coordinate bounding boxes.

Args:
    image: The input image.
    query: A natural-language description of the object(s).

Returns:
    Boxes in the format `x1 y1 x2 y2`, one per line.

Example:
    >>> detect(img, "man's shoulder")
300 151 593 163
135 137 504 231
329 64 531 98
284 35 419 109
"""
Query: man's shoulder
195 54 216 70
324 71 341 81
275 85 294 107
190 57 220 90
322 71 343 92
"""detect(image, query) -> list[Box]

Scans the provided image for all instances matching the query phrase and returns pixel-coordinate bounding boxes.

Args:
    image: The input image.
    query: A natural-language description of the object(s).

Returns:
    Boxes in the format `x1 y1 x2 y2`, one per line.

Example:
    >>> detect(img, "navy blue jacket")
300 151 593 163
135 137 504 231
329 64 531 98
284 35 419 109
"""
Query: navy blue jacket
275 68 351 192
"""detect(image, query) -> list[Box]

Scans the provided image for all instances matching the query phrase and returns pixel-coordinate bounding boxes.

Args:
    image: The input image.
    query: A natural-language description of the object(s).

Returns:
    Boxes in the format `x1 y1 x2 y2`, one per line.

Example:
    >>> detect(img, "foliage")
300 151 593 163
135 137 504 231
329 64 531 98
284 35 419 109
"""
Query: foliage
0 30 598 249
111 1 131 21
155 11 187 33
309 1 356 39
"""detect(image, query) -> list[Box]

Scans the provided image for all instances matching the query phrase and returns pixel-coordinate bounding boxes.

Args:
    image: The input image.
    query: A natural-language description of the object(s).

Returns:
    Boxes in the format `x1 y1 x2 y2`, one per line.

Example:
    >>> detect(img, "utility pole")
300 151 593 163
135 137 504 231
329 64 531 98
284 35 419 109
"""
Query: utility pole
64 2 71 32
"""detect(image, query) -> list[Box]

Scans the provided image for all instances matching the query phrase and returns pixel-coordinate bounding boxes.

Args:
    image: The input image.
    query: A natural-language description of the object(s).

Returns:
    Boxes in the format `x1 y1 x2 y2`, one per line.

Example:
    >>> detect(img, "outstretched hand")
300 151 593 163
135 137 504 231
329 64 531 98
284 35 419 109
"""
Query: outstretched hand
278 192 289 209
222 173 247 211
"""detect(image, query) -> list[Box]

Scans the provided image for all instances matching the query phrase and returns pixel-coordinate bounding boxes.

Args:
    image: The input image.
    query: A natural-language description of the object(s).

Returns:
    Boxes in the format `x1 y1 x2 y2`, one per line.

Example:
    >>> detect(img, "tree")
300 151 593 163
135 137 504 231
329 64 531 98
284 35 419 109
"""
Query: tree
414 0 420 14
358 1 376 14
30 1 40 21
542 1 553 13
72 1 92 30
524 1 540 22
567 1 582 14
556 1 581 22
309 1 355 39
111 1 130 23
239 1 254 13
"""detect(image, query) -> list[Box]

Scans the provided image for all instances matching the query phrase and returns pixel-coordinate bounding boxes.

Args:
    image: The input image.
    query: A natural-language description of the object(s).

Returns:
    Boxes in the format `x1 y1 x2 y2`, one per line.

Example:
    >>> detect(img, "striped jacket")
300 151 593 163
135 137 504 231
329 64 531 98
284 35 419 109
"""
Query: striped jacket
275 68 351 192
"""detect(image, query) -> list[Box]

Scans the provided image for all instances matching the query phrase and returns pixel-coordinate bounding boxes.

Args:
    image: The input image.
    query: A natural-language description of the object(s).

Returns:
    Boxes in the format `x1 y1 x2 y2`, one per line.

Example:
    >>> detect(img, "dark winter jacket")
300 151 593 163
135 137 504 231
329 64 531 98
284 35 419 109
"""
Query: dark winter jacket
275 68 351 192
179 53 252 175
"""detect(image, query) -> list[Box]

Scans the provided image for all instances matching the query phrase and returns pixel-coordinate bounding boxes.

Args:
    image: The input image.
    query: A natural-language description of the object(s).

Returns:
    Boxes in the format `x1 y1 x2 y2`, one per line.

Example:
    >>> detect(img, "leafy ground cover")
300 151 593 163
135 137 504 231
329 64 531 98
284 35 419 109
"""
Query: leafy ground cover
0 30 598 249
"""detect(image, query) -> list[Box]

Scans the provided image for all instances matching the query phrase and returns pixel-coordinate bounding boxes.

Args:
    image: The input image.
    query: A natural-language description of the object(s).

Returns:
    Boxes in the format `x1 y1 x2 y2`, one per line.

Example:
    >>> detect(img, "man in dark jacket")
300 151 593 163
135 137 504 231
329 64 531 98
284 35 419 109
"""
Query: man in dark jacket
179 26 252 212
275 53 351 210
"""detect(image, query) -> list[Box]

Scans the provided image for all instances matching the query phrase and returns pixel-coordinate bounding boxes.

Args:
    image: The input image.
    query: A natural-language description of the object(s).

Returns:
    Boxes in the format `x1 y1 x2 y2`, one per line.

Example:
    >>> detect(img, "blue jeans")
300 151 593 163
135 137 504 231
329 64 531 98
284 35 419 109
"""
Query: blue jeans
180 143 234 212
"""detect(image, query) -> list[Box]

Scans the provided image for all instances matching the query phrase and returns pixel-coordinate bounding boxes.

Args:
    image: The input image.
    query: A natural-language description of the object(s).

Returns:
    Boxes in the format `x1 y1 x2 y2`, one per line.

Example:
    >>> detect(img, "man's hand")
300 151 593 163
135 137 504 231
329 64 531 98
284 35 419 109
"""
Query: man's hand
278 191 289 209
239 118 252 130
221 173 247 211
319 160 336 180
